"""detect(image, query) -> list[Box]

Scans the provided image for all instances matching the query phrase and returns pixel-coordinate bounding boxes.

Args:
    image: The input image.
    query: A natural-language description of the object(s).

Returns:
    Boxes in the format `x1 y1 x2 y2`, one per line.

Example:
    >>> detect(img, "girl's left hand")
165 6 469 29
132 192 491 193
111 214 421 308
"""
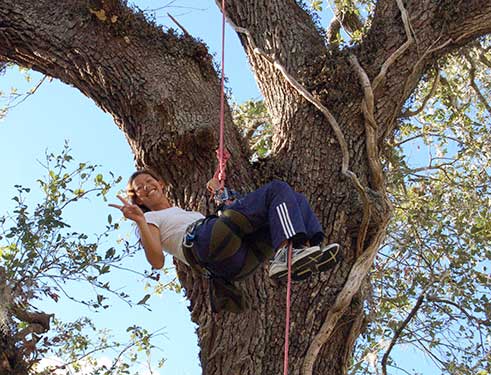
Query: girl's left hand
109 195 145 224
206 178 221 194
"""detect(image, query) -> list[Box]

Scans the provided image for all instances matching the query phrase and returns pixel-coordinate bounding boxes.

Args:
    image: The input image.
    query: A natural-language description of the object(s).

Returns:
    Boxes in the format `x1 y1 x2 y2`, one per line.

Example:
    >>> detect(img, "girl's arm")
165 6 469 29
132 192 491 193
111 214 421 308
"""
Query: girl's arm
109 195 164 269
135 220 164 269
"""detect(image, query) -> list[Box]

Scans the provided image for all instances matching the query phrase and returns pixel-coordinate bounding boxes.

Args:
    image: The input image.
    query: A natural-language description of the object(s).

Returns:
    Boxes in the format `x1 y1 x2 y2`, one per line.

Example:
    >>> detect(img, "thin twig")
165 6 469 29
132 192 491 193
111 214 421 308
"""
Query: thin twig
464 52 491 115
385 37 452 140
427 296 491 326
406 161 458 174
381 291 426 375
391 132 464 148
167 13 191 36
4 75 48 110
401 70 440 117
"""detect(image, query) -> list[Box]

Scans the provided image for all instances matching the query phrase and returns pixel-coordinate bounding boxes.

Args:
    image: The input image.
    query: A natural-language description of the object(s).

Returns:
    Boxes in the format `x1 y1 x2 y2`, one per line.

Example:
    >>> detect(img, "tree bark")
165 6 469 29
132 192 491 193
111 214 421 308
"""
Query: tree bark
0 0 490 374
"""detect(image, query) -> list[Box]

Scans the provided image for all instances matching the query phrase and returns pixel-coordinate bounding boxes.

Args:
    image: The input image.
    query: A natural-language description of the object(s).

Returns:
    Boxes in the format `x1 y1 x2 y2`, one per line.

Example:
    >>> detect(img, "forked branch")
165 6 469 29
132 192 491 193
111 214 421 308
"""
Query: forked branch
372 0 415 91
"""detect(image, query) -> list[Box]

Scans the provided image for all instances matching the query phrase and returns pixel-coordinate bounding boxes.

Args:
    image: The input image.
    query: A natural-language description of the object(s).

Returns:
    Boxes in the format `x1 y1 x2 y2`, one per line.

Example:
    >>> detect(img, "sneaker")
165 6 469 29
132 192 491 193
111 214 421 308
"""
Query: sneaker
291 243 342 281
316 243 342 272
269 245 321 279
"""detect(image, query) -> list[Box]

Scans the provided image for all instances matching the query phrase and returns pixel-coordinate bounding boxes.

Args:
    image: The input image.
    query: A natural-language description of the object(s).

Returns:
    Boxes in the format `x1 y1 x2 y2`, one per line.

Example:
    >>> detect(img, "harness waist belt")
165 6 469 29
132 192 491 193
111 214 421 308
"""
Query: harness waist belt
181 216 249 314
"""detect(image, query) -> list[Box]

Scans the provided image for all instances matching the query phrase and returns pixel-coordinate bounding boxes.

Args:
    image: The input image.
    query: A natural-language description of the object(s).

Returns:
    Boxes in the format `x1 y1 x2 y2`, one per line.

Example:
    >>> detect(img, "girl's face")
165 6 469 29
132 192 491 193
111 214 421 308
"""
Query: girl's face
131 173 165 207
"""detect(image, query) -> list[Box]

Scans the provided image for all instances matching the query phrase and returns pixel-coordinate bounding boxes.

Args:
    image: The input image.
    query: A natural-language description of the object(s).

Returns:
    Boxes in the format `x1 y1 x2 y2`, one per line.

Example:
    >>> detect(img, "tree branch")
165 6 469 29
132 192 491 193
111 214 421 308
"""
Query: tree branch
167 13 191 36
381 292 426 375
227 19 378 260
327 17 341 46
0 0 253 195
387 37 453 139
243 118 269 142
333 0 363 34
225 19 348 172
392 132 465 148
224 18 394 375
401 70 440 118
427 296 491 326
479 52 491 68
372 0 415 91
327 0 364 45
358 0 491 143
2 75 49 112
464 52 491 115
10 304 52 332
216 0 325 72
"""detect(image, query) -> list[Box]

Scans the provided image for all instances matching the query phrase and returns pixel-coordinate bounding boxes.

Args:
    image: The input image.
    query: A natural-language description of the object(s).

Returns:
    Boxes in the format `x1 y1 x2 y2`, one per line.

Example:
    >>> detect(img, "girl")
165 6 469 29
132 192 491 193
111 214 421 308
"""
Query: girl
110 170 341 312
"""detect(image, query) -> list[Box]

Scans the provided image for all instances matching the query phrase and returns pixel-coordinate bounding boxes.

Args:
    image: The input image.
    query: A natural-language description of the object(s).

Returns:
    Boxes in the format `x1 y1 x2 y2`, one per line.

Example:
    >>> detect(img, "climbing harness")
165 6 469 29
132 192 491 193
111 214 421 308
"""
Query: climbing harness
213 186 240 207
182 210 271 313
182 218 206 249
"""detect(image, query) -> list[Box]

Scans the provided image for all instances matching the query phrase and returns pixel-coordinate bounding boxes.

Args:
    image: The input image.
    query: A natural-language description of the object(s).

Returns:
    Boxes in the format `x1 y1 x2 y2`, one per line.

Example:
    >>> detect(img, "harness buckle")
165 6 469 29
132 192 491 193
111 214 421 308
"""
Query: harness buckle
182 219 204 248
214 187 240 207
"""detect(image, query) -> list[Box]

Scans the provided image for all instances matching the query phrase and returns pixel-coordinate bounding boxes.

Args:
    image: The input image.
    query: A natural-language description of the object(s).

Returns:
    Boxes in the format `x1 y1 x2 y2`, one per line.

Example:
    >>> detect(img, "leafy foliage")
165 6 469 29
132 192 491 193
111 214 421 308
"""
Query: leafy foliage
0 143 170 374
308 0 376 45
233 100 272 161
0 65 41 121
351 39 491 375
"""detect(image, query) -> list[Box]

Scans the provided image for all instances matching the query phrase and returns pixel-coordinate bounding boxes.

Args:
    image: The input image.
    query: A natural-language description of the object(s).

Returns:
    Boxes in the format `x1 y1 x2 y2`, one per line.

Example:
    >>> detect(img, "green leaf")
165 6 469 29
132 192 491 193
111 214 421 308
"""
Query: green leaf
137 294 151 305
311 0 323 11
105 248 115 259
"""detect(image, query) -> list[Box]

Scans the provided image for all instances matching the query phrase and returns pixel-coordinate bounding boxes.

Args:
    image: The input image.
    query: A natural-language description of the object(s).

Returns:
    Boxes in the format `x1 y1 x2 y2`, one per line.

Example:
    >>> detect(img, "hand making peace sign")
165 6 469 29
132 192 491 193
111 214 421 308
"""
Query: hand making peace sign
109 195 145 224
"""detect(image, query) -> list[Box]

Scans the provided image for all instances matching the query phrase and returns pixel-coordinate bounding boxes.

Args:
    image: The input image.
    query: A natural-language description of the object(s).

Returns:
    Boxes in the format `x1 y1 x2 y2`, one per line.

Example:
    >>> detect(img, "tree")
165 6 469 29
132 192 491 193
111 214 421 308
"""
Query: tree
0 0 490 374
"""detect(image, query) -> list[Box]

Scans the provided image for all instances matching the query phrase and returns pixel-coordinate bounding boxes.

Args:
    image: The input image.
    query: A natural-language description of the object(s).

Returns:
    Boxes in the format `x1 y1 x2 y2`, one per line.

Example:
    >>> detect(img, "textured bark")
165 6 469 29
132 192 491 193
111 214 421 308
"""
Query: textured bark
0 0 490 374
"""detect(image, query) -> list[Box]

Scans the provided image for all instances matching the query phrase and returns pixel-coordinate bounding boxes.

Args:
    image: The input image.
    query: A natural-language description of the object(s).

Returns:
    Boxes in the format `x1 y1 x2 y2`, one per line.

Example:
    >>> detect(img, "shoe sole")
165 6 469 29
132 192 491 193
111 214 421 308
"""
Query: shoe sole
316 244 342 272
270 247 321 280
292 244 342 281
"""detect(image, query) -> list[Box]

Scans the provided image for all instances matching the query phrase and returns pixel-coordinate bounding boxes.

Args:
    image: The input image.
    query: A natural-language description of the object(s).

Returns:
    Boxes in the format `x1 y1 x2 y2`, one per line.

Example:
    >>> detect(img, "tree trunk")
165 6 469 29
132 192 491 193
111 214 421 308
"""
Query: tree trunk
1 0 490 374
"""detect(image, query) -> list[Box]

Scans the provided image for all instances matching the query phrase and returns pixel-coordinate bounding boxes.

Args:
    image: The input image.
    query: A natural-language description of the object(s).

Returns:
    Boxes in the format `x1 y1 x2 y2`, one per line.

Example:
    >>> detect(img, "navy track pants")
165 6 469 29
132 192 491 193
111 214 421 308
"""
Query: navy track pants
193 180 324 279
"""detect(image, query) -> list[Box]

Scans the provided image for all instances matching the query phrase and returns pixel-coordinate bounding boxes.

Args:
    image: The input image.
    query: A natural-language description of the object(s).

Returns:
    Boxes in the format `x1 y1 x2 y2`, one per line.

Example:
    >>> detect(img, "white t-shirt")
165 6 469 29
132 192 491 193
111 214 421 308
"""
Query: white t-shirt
139 207 205 265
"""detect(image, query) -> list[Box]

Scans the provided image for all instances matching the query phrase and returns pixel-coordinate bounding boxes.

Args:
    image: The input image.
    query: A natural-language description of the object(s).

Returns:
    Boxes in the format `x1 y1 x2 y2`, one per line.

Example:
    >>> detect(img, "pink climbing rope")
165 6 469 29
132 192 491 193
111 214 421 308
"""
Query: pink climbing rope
216 4 293 373
284 241 293 375
217 0 227 189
